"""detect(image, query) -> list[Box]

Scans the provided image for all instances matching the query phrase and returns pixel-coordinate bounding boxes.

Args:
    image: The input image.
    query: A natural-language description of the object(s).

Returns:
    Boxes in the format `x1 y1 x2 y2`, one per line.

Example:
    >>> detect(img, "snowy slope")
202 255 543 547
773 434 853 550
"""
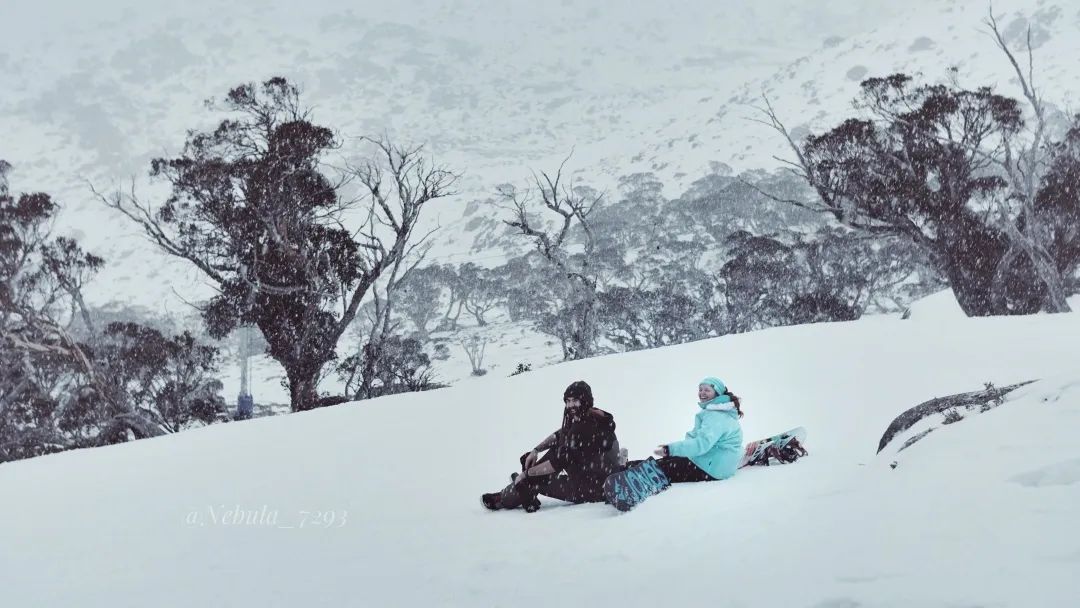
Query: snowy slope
1 302 1079 606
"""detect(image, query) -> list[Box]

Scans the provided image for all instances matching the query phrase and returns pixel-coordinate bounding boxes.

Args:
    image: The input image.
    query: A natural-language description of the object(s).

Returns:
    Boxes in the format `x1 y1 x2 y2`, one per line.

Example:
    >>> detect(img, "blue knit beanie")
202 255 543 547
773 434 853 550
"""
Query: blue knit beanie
700 377 727 396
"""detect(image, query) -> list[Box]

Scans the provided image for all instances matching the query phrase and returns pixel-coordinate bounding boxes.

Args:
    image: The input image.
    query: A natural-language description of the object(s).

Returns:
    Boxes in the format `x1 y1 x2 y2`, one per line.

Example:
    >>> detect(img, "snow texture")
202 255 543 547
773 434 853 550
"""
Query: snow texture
1 293 1079 606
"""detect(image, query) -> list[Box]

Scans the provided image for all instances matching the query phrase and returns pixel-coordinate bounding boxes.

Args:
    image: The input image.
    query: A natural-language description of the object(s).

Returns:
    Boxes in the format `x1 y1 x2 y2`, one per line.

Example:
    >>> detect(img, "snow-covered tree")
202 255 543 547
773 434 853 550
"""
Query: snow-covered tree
102 78 456 411
758 12 1079 315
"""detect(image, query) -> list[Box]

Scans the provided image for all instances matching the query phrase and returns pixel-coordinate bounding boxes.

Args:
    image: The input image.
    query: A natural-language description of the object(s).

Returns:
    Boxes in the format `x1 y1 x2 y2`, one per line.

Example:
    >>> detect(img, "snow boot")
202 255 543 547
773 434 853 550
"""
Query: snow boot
492 482 541 513
481 492 503 510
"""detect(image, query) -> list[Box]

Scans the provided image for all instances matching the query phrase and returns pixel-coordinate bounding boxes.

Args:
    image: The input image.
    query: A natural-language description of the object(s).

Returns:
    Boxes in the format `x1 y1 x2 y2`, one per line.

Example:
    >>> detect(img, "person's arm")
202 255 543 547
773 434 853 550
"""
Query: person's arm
667 414 729 458
522 430 559 471
533 431 558 452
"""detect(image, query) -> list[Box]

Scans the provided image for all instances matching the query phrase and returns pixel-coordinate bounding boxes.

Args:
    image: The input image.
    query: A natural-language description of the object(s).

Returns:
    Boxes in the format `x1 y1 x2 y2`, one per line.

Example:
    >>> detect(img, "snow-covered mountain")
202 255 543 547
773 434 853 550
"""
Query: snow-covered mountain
1 294 1078 606
650 0 1080 173
5 0 1079 312
1 0 920 310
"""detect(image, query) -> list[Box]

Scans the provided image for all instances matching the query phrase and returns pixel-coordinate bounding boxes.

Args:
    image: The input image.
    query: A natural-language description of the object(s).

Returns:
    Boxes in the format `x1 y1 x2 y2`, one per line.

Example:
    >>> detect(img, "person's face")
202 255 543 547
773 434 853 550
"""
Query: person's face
698 384 717 402
564 396 582 409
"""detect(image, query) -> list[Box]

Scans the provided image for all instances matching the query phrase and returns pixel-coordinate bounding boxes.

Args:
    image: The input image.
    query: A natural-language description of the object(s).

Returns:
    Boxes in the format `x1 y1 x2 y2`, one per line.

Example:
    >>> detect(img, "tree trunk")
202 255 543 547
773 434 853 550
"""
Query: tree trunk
989 244 1023 314
942 261 995 317
440 299 456 328
936 222 1010 317
409 314 431 342
1028 246 1072 313
286 363 323 412
568 283 599 360
996 222 1073 314
354 341 381 401
452 300 465 326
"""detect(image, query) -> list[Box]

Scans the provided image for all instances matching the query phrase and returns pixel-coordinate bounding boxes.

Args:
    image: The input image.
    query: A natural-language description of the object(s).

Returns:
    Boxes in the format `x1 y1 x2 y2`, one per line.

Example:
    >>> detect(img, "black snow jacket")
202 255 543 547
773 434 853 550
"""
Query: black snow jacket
549 408 621 481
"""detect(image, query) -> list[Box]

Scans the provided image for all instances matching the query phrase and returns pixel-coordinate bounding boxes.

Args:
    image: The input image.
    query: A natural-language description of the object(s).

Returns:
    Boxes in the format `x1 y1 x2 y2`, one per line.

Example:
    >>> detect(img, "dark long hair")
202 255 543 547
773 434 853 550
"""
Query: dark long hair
724 389 744 418
561 380 594 428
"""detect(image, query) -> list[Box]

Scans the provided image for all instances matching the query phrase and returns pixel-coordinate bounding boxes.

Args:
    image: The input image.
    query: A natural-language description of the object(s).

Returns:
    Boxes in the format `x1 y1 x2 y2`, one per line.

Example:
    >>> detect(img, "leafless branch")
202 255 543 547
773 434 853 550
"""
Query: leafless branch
91 181 229 287
748 93 812 175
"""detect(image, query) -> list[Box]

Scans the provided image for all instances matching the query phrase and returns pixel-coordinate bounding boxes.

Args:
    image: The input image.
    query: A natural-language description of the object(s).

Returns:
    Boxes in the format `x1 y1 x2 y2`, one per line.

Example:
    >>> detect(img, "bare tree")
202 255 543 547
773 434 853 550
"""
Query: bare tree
460 334 490 376
984 10 1071 312
497 155 604 359
347 187 435 402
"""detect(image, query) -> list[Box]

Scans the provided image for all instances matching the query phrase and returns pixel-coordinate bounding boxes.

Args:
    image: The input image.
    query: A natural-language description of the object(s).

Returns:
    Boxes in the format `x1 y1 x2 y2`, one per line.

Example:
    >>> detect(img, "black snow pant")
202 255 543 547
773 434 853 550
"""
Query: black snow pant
494 450 607 509
627 456 715 483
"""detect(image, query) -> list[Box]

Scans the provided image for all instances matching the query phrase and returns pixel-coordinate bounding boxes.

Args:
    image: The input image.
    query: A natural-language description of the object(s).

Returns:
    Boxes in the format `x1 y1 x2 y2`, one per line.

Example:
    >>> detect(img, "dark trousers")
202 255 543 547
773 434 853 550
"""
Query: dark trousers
627 456 714 483
495 451 607 509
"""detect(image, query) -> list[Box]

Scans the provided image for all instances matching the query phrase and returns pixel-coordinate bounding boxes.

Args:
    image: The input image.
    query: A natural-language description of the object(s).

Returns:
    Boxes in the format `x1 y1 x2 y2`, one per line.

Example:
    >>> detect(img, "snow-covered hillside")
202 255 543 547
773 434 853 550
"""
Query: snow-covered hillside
652 0 1080 175
1 298 1078 606
1 0 948 312
7 1 1077 317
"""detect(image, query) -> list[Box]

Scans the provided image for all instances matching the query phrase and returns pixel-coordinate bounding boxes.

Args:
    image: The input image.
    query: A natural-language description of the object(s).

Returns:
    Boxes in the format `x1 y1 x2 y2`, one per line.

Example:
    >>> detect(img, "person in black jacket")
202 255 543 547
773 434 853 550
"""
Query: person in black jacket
482 380 622 513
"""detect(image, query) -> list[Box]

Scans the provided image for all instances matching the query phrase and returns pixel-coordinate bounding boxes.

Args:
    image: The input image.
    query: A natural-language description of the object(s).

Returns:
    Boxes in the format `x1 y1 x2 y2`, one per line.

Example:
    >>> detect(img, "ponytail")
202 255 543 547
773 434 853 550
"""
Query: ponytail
725 390 743 418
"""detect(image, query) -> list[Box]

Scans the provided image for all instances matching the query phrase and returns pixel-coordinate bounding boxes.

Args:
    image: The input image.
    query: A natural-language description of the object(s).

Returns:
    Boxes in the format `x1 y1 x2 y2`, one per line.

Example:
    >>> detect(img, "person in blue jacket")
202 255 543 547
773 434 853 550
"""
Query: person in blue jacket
640 376 744 482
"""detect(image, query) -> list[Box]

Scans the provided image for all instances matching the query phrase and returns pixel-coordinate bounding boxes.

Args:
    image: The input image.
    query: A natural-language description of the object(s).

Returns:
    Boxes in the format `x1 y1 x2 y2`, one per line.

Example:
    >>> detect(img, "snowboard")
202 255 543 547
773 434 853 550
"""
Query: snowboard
739 426 808 468
602 457 671 512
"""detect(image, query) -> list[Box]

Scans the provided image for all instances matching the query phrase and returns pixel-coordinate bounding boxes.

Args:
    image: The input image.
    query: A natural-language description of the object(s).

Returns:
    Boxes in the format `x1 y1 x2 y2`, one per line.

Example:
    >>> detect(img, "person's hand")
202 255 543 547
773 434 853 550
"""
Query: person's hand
523 449 539 470
653 445 668 458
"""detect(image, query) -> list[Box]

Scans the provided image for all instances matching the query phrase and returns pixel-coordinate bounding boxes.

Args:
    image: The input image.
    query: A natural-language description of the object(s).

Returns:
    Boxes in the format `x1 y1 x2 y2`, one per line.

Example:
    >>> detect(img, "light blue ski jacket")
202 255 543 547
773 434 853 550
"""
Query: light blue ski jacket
666 379 743 480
